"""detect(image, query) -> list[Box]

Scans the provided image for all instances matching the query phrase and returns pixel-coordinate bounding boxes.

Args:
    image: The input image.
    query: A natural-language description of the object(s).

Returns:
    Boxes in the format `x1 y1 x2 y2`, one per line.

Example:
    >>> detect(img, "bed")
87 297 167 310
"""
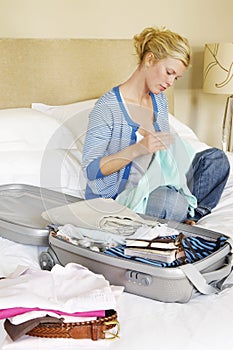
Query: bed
0 38 233 350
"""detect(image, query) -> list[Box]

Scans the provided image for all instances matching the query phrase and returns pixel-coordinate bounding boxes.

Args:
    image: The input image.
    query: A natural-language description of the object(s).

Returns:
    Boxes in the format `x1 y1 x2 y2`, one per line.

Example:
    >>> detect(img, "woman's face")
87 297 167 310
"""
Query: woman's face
145 56 187 94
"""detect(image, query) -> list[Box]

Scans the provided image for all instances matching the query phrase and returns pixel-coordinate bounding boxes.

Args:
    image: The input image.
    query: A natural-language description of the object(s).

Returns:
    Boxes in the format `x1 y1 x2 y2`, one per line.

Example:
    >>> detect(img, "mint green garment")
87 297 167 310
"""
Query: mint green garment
116 135 197 216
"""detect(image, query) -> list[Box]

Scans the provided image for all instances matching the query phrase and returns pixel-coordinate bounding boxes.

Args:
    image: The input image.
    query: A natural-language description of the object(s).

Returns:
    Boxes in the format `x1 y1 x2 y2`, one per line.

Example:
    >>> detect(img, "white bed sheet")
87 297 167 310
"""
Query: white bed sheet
1 113 233 349
1 235 233 350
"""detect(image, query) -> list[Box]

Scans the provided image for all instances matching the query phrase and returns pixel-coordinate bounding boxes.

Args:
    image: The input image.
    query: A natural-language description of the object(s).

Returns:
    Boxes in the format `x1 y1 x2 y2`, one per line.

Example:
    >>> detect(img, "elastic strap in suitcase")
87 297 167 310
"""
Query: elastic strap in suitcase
180 237 233 295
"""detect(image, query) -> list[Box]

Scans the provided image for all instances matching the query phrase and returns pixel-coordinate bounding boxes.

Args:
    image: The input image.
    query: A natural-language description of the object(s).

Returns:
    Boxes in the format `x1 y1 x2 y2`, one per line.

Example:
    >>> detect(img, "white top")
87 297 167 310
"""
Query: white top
0 263 123 313
125 130 152 189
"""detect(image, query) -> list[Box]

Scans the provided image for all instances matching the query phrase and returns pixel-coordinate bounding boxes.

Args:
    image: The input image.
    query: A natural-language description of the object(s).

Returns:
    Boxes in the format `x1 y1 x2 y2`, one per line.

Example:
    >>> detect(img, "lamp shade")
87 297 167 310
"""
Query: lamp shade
203 43 233 95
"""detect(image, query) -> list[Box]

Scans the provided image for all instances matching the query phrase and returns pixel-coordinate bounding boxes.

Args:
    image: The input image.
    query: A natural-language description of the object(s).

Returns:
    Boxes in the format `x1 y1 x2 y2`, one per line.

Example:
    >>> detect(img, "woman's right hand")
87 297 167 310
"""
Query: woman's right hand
99 131 174 176
138 130 174 155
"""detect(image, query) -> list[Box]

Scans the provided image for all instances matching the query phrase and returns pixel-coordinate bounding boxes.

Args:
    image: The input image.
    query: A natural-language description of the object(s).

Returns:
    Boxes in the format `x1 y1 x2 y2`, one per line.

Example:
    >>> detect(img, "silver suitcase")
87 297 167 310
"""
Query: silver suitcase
40 220 232 303
0 183 79 246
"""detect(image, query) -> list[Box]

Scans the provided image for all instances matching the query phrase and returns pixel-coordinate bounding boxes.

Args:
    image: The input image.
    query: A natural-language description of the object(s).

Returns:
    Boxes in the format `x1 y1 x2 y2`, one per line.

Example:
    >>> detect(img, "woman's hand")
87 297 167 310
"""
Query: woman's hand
99 131 174 176
138 130 174 155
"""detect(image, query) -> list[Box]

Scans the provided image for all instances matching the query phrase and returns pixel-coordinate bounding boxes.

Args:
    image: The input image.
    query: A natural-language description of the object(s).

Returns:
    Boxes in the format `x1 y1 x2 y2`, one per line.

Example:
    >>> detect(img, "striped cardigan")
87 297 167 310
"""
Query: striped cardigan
82 86 169 199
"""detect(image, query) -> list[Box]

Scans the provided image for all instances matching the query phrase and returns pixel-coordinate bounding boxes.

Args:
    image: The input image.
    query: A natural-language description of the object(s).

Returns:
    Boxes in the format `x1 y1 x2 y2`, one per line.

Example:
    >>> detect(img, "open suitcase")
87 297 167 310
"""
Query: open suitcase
40 216 233 303
1 185 230 303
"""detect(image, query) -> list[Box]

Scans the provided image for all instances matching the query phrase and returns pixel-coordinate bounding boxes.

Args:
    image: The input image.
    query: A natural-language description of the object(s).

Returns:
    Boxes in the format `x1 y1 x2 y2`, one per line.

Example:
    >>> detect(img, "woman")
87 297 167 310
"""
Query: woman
82 26 229 224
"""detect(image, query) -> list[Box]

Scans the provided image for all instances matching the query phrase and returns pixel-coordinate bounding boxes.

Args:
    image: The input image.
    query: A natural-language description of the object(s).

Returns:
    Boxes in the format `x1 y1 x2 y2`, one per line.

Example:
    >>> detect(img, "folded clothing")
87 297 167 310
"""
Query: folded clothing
0 307 105 322
0 263 122 343
41 198 158 235
105 235 227 267
0 263 123 313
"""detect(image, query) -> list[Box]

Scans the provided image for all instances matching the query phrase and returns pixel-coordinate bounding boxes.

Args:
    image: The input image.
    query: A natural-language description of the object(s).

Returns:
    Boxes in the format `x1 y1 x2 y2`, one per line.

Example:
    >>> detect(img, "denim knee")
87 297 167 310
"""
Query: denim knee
186 147 230 221
212 148 230 174
145 186 189 222
195 148 230 174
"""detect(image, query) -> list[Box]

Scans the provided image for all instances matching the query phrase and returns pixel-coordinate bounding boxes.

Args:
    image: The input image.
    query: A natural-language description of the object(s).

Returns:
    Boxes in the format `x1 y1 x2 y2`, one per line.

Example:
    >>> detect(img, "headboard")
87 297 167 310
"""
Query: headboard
0 38 174 113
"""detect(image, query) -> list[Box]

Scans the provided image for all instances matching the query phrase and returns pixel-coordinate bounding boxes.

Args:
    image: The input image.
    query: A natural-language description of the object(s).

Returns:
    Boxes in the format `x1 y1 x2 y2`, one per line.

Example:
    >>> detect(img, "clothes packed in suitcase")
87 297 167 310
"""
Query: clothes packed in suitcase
40 197 233 303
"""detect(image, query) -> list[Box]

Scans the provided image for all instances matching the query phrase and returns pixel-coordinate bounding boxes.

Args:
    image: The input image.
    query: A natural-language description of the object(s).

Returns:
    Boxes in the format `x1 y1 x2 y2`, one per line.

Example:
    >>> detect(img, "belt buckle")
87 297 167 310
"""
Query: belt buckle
103 320 120 340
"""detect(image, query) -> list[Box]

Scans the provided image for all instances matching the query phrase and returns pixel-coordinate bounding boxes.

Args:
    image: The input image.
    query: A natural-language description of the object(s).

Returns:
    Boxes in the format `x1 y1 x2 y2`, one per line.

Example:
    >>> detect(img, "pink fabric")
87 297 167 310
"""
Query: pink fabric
0 307 105 320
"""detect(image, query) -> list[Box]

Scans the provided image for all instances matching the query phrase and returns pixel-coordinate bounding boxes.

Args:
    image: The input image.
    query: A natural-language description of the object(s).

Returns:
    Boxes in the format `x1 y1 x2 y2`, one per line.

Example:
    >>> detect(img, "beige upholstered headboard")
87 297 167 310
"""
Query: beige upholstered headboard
0 38 174 113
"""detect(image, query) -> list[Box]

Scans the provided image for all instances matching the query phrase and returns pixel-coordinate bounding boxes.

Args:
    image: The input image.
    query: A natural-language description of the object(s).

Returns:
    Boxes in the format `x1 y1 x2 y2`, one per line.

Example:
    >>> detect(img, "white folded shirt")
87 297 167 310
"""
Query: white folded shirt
0 263 124 313
42 198 158 235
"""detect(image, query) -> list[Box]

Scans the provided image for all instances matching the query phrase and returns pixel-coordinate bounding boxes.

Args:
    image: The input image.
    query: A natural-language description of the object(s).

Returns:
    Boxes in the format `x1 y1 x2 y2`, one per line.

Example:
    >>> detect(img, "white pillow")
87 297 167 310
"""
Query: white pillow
40 149 86 198
0 108 77 151
169 113 209 152
31 99 97 124
0 149 86 198
32 100 99 163
169 113 198 140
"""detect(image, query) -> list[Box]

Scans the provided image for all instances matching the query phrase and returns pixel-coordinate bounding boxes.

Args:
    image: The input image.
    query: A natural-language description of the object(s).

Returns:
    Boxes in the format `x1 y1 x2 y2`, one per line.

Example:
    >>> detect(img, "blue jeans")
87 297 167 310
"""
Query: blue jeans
145 148 230 222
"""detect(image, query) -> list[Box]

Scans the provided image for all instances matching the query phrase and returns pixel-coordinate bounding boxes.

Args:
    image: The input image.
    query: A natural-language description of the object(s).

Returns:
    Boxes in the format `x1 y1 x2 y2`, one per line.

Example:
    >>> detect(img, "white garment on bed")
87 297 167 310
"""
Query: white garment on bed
0 263 123 313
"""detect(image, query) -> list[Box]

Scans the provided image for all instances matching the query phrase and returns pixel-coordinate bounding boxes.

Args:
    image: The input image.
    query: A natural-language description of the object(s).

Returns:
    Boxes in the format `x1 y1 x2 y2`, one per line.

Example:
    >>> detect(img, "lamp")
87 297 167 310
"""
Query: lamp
203 43 233 151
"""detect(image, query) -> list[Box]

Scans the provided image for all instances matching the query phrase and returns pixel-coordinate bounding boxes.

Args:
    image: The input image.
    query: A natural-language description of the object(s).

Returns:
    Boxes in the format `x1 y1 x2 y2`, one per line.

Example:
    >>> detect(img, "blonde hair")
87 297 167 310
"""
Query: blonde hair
134 26 191 67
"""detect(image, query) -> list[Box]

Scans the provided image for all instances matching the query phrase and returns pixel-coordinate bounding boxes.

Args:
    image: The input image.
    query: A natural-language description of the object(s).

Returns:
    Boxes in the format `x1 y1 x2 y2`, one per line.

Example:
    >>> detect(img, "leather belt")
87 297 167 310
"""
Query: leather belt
5 310 119 341
27 309 119 341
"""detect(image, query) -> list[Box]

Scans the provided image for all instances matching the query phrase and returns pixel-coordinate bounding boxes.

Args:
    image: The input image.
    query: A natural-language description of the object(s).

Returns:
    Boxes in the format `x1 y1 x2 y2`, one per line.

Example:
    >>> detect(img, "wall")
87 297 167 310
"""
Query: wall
0 0 232 147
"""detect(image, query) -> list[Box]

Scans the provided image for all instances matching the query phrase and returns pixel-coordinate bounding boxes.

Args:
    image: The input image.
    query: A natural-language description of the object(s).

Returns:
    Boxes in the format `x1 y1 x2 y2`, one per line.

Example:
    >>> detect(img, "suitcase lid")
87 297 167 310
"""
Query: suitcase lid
0 184 79 246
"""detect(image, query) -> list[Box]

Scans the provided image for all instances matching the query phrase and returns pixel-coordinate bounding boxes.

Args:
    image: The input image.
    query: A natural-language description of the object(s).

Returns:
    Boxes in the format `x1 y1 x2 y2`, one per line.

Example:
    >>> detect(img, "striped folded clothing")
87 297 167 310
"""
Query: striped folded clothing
105 235 227 267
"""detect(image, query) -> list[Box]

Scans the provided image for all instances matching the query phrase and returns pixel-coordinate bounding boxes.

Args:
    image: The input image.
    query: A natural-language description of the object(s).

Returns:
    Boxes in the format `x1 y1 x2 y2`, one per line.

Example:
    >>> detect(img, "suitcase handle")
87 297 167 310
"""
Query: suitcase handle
180 254 232 295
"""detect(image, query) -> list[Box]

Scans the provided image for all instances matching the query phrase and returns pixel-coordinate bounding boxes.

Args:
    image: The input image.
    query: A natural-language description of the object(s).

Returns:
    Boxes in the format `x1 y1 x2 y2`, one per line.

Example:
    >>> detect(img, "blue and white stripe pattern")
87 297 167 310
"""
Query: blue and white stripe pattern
82 86 169 199
104 235 227 268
